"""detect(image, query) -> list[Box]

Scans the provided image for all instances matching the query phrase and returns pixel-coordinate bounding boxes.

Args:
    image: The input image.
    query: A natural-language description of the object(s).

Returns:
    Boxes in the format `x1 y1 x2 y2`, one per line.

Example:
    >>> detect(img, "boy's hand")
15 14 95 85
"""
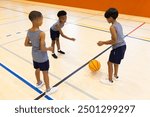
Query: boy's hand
48 47 53 51
71 38 76 41
97 41 104 46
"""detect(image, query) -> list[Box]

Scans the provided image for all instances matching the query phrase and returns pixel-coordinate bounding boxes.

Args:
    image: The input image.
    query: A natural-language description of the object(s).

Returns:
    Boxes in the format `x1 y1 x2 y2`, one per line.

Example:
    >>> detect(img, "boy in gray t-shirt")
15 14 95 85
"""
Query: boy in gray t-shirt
97 8 126 85
24 11 57 94
50 10 75 59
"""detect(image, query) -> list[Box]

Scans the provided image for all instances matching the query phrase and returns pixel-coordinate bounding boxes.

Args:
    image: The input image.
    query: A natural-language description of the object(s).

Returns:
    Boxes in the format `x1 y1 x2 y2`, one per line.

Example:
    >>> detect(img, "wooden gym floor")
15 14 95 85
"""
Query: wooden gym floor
0 0 150 100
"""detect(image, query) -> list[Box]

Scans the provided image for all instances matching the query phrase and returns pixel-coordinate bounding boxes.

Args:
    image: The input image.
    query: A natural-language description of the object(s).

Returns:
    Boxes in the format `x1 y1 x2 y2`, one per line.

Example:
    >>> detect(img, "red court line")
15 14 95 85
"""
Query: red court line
127 22 146 35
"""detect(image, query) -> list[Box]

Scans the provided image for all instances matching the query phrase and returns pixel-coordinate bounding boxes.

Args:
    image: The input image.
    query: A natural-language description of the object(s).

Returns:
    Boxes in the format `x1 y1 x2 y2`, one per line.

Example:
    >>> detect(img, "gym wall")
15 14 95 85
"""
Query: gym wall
28 0 150 17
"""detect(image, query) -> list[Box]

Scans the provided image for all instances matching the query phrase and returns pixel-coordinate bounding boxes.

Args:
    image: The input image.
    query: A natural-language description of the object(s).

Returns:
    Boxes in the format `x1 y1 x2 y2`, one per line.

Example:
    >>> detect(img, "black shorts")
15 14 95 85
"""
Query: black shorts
50 28 60 40
109 45 126 64
33 60 49 71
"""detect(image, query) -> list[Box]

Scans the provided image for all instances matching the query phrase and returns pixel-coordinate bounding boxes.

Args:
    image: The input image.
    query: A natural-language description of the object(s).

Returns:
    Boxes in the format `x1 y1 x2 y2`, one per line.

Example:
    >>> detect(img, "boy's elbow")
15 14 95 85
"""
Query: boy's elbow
41 49 45 52
60 33 65 37
61 34 65 37
112 41 116 44
112 38 117 44
24 42 28 46
40 48 44 51
40 47 46 52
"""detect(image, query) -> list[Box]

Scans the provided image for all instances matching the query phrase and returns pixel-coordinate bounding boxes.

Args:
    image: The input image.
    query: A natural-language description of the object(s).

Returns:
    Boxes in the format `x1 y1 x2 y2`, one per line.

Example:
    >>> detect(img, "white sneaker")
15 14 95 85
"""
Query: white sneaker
100 78 113 85
113 76 119 81
36 81 44 88
46 87 58 95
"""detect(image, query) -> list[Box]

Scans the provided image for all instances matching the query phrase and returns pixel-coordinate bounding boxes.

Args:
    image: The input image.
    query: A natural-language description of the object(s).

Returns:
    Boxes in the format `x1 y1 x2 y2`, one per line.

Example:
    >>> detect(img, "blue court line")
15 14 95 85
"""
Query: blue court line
0 63 53 100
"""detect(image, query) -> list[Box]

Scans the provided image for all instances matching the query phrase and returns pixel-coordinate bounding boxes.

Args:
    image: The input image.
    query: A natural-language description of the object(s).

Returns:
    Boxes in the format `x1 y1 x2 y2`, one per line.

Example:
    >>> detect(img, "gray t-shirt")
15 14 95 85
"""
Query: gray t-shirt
112 22 126 49
27 29 48 63
51 21 64 31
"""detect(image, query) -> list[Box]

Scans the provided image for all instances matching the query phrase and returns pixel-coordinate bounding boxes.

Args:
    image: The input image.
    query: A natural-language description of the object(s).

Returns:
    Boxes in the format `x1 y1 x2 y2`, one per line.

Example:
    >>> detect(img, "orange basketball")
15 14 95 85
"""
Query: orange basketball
88 60 101 72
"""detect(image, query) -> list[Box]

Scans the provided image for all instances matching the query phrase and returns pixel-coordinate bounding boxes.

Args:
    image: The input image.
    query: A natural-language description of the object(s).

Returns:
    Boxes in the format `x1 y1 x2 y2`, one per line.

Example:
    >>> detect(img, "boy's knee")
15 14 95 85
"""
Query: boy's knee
36 68 40 72
56 39 59 42
107 61 112 65
42 71 48 75
52 41 55 44
107 61 110 65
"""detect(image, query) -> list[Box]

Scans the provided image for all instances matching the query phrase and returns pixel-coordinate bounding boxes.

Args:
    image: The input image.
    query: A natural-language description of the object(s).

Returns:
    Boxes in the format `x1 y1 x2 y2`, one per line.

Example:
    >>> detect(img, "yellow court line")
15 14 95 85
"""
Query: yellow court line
0 16 23 22
13 0 150 24
0 2 149 42
140 37 150 41
2 0 150 26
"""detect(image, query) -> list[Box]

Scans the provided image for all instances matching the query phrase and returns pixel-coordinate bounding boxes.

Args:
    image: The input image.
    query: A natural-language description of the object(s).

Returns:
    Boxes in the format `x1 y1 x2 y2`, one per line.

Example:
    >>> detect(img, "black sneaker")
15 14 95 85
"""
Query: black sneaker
52 54 58 59
58 50 65 54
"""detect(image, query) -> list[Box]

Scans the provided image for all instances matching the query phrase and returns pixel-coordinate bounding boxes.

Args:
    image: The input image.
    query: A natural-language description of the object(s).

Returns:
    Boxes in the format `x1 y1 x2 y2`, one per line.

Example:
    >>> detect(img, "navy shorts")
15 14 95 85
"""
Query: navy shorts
50 28 60 40
109 45 126 64
33 60 49 71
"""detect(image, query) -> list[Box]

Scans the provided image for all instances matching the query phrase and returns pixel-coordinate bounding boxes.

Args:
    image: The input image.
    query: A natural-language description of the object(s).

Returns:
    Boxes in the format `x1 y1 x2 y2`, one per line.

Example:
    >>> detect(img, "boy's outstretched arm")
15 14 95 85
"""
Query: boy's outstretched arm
56 24 75 41
40 32 53 52
97 26 117 46
24 36 32 46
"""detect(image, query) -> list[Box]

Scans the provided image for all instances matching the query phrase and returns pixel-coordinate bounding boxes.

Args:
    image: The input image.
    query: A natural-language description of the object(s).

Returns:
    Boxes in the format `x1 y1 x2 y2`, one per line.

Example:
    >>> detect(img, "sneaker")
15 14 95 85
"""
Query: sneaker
114 75 119 79
100 78 113 85
58 50 65 54
52 53 58 59
113 75 119 81
36 81 44 88
46 87 58 95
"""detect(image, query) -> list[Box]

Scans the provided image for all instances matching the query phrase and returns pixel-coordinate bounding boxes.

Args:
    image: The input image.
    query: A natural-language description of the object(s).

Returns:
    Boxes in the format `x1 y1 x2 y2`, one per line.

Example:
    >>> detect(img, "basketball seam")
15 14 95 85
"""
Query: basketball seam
91 60 98 71
96 60 100 70
96 60 99 70
89 63 96 71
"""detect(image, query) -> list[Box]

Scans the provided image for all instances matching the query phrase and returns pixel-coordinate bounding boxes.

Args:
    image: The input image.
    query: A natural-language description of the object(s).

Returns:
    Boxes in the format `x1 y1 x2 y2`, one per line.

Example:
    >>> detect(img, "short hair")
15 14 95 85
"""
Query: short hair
104 8 118 19
57 10 67 17
29 11 43 21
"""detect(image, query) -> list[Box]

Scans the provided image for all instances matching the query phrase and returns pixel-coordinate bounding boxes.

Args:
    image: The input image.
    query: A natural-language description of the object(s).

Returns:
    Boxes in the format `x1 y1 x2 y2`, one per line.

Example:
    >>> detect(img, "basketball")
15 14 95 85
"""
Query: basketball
88 60 101 72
